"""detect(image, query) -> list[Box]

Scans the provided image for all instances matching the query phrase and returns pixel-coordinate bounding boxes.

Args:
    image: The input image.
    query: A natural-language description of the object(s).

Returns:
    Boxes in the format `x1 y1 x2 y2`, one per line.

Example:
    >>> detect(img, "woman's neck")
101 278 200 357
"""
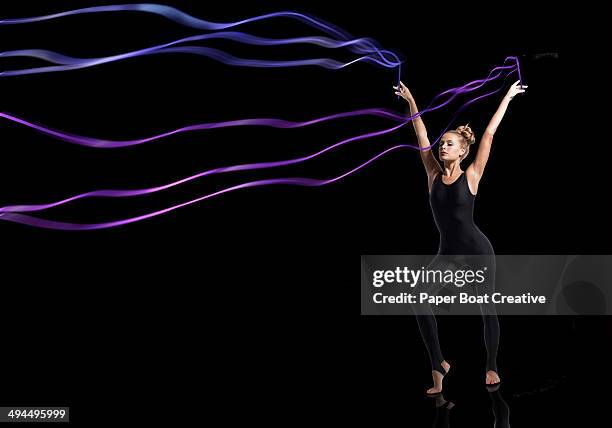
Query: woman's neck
442 161 463 176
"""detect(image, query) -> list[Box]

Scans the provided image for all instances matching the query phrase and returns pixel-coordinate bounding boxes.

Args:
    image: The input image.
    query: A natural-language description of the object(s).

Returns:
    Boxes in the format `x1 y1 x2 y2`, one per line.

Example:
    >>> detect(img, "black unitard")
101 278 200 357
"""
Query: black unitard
413 169 500 376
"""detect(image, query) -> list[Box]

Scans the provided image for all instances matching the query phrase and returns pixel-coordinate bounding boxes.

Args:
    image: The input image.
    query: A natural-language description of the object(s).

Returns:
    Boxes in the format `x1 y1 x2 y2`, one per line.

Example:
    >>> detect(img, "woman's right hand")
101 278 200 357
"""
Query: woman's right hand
504 80 527 100
393 81 414 103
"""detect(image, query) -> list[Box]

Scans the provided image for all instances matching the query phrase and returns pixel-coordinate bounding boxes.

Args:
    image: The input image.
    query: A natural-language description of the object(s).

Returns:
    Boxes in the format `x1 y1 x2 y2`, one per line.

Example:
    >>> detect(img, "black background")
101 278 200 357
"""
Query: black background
1 0 610 425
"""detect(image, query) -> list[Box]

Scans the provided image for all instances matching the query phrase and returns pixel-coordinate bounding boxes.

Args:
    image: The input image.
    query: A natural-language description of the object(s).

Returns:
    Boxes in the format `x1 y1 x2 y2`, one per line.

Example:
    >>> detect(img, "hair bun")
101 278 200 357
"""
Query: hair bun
455 124 475 145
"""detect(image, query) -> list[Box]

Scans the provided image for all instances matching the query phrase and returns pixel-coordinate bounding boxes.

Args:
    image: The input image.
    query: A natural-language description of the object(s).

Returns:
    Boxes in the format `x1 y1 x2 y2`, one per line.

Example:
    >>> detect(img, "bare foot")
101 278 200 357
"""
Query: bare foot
486 370 501 385
426 360 450 394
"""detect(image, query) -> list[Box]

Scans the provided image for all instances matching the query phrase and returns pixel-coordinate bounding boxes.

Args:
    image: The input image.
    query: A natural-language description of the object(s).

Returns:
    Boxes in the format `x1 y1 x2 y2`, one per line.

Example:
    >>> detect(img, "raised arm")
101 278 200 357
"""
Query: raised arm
394 81 442 178
470 80 527 178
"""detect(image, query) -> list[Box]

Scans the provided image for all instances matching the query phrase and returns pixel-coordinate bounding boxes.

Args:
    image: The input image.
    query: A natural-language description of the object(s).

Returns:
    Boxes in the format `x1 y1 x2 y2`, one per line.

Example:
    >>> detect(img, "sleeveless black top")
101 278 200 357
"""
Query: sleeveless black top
429 171 494 255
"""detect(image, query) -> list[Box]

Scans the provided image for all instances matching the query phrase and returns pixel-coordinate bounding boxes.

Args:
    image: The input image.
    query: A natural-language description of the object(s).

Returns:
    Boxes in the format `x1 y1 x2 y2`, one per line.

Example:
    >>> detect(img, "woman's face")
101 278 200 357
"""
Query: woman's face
439 133 465 162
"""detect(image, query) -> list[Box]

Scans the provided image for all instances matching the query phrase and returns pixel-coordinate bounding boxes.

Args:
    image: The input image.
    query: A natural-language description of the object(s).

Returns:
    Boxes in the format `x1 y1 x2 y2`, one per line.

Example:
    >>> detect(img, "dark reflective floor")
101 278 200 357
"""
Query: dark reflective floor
424 385 511 428
358 314 612 427
360 365 607 427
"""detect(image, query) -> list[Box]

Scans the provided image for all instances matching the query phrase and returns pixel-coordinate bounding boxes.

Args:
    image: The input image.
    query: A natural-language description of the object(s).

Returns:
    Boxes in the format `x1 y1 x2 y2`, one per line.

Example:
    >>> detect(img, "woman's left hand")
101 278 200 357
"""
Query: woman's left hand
505 80 527 100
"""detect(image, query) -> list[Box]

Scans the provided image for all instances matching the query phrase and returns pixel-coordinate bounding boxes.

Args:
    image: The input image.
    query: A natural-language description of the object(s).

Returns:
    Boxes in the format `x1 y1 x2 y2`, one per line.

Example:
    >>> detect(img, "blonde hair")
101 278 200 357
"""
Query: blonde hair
451 124 475 159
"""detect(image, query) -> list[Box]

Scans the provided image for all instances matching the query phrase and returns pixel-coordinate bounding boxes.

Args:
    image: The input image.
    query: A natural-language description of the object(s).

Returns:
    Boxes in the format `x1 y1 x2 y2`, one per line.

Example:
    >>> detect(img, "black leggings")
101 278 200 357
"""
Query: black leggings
412 254 499 375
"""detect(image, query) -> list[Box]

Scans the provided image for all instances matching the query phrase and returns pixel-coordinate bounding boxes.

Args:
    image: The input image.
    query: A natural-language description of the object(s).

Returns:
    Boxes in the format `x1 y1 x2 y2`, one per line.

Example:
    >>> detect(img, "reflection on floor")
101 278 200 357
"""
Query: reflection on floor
427 384 510 428
409 370 605 427
361 367 607 427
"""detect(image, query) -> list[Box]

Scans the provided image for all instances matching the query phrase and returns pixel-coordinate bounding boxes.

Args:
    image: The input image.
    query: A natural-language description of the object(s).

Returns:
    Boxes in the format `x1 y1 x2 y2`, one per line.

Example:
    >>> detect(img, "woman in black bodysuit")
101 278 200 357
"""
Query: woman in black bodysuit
393 79 526 394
